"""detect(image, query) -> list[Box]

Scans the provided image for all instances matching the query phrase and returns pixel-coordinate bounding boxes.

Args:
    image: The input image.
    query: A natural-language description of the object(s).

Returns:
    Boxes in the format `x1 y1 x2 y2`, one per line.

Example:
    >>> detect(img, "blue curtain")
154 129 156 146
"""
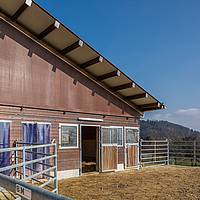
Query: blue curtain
0 121 11 175
22 123 50 173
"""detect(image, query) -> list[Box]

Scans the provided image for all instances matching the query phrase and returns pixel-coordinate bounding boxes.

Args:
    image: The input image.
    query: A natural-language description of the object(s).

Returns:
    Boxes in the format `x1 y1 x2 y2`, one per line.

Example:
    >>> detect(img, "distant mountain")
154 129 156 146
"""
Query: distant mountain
140 120 200 140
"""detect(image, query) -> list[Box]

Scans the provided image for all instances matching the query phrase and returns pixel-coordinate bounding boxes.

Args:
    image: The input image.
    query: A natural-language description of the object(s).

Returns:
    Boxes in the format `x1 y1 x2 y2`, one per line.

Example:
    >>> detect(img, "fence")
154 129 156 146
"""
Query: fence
140 140 169 167
140 140 200 168
169 140 200 166
0 139 72 200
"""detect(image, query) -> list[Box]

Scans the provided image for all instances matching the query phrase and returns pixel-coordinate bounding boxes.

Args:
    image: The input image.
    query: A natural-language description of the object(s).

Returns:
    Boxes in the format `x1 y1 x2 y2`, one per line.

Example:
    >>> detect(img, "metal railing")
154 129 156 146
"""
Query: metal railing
169 140 200 166
0 139 72 200
140 139 169 167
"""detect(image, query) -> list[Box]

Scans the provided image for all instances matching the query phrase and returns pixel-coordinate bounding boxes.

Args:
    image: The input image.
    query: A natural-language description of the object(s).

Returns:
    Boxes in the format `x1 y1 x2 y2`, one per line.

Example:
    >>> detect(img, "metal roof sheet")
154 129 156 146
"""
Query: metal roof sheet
0 0 165 114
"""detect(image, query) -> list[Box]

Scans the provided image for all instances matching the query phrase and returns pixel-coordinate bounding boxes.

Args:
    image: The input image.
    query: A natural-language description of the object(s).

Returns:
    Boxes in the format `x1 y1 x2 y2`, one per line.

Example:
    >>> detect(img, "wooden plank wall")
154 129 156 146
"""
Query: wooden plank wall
0 105 140 172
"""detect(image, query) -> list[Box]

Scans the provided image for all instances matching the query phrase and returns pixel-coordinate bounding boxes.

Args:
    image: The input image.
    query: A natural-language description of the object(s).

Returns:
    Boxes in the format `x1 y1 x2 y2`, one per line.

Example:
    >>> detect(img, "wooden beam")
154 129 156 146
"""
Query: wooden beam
97 70 120 81
139 102 160 110
38 21 60 40
126 93 148 101
112 82 135 91
60 40 83 55
80 56 103 69
11 0 32 21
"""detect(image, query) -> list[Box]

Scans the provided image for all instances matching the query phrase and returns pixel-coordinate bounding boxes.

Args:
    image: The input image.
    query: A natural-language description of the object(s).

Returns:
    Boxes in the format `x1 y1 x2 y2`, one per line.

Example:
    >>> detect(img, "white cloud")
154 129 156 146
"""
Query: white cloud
176 108 200 116
149 108 200 132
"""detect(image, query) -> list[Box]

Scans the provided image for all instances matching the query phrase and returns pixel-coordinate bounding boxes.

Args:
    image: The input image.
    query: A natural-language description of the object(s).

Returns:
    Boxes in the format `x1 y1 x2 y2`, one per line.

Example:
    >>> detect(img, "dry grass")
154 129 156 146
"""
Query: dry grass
58 165 200 200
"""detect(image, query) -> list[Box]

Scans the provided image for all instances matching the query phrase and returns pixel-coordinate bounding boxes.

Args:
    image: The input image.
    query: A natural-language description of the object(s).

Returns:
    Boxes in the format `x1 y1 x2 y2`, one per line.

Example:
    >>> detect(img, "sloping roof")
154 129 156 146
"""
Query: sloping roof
0 0 165 115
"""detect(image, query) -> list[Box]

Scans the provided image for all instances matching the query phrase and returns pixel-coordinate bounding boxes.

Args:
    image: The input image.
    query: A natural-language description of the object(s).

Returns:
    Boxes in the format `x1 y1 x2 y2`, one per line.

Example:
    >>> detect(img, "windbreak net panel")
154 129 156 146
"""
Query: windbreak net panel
0 121 11 175
125 128 139 168
22 123 51 175
101 127 122 172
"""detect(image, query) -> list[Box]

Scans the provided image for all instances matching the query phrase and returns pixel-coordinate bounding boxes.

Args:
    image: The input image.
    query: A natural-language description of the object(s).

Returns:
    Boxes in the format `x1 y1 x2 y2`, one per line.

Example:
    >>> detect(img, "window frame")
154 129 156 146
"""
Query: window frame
59 123 79 149
124 127 139 145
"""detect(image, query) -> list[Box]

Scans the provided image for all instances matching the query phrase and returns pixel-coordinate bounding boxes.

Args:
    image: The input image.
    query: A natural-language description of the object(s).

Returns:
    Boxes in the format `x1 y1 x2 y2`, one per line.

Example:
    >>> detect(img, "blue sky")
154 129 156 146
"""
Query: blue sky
35 0 200 131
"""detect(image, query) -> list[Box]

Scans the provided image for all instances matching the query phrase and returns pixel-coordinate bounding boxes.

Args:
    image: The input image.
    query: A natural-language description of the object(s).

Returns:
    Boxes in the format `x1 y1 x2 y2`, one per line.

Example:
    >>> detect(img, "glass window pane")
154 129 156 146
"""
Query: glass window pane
126 128 138 143
61 125 77 147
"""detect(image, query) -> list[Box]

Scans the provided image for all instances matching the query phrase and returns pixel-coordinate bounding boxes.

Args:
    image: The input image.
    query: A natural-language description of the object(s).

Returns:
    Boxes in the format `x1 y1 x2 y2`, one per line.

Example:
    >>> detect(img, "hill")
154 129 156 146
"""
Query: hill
140 120 200 140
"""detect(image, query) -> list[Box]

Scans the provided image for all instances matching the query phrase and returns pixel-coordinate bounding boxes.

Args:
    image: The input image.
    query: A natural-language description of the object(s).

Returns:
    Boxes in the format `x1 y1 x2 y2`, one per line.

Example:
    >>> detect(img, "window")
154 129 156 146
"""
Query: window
101 127 123 146
59 124 78 148
125 128 139 144
0 121 11 175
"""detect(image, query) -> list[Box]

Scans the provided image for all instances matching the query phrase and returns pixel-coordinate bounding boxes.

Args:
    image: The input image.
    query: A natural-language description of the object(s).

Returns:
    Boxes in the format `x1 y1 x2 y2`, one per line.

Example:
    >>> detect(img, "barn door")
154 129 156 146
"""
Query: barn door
100 127 118 172
125 127 139 168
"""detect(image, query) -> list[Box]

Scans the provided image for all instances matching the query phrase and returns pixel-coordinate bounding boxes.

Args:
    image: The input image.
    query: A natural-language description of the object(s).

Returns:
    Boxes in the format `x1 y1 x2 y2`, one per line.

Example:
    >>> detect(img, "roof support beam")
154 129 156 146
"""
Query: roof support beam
112 82 135 91
80 56 103 69
97 70 121 81
126 93 148 101
139 102 160 110
38 21 60 40
11 0 32 21
60 40 83 55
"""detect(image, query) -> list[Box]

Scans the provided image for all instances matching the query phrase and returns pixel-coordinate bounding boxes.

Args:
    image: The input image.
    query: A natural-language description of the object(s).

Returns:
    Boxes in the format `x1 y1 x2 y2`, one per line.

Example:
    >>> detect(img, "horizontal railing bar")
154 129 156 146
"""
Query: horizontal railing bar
141 144 168 147
169 152 195 155
21 166 56 182
169 144 200 147
141 152 167 156
25 166 54 179
25 157 54 168
141 160 166 164
141 156 167 160
170 140 200 142
16 142 51 145
169 156 198 160
23 150 52 157
0 144 55 153
16 171 55 190
169 160 199 164
15 157 54 167
141 148 167 151
39 177 57 188
0 155 56 172
141 140 168 142
0 174 72 200
169 148 198 151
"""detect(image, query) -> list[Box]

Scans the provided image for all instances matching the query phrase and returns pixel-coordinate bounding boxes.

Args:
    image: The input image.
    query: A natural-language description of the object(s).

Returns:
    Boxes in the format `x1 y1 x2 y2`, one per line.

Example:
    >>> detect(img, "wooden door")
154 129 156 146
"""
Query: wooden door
126 144 138 167
100 127 118 172
125 127 139 168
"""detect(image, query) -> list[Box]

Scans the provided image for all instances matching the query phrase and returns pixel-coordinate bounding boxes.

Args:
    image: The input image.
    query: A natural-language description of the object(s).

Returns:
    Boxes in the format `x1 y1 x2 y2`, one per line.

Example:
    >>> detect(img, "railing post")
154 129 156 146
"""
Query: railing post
167 139 169 165
194 141 196 166
53 140 58 193
154 141 156 163
31 144 33 184
15 140 18 179
140 139 142 168
23 147 26 179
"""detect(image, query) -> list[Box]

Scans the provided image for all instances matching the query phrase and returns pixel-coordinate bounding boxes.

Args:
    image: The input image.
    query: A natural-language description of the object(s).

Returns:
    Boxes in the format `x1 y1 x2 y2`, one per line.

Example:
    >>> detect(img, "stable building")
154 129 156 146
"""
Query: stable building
0 0 165 179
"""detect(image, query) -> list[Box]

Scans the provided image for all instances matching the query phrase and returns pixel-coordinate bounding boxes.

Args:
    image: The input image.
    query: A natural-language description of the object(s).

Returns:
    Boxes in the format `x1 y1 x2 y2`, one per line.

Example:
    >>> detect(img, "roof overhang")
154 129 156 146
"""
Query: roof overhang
0 0 165 115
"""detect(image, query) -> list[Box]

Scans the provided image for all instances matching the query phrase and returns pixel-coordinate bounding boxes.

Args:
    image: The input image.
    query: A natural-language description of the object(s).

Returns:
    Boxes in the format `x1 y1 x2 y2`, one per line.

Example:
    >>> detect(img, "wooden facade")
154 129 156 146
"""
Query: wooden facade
0 0 164 178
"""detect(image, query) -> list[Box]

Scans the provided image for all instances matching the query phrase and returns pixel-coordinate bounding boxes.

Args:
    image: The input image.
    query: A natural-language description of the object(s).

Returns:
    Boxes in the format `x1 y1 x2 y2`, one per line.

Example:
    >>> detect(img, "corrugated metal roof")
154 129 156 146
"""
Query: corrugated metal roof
0 0 165 114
